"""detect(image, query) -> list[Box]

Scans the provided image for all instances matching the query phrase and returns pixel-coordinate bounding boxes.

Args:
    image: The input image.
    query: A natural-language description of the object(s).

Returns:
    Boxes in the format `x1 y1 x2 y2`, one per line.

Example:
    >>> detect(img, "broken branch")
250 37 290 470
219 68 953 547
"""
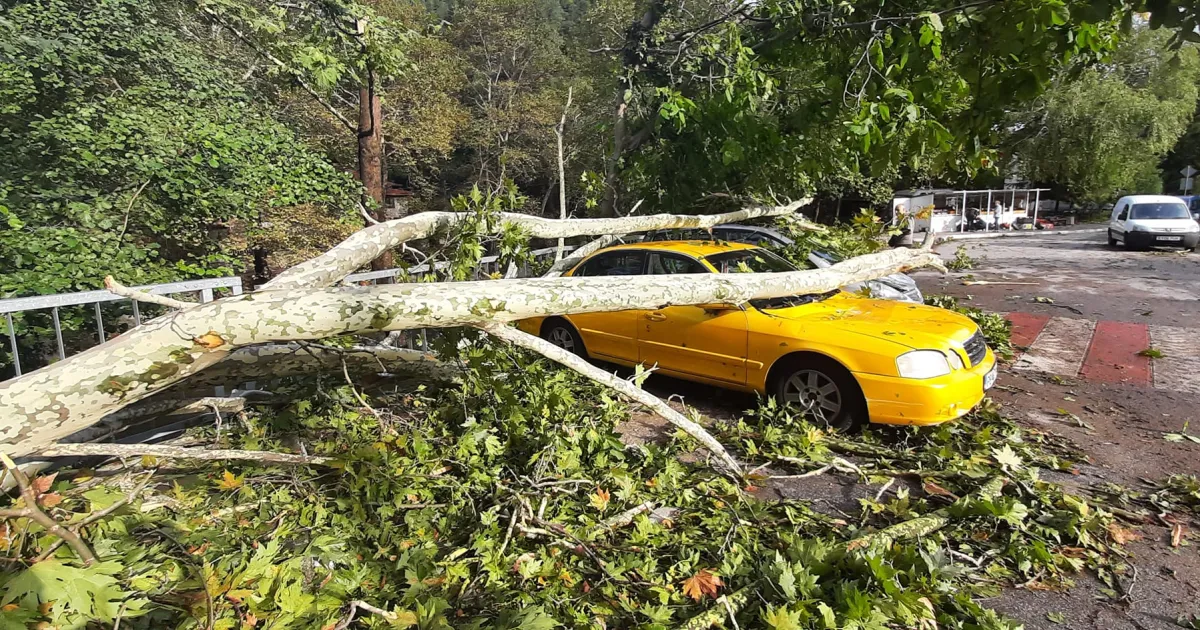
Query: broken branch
0 452 98 565
32 443 332 466
479 322 742 474
104 275 194 310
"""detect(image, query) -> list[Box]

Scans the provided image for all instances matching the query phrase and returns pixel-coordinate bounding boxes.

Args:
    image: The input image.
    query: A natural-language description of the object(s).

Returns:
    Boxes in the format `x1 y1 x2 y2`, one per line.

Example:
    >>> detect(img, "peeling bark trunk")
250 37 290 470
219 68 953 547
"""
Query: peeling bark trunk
265 201 807 289
358 60 392 271
0 245 942 457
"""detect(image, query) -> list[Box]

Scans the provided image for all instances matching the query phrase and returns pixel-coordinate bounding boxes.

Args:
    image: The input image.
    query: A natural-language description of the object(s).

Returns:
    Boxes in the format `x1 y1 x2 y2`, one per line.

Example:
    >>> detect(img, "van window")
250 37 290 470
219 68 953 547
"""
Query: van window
1130 203 1190 220
1115 204 1128 221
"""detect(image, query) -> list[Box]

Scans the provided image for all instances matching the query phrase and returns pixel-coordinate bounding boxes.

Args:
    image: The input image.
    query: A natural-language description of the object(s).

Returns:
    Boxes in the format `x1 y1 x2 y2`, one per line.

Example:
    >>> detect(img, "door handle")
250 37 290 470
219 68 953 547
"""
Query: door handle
644 312 667 322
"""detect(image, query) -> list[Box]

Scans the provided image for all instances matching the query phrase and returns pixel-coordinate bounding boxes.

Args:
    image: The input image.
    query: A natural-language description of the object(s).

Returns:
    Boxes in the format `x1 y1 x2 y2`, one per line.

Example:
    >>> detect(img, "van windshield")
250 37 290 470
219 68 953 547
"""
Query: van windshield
1130 203 1190 220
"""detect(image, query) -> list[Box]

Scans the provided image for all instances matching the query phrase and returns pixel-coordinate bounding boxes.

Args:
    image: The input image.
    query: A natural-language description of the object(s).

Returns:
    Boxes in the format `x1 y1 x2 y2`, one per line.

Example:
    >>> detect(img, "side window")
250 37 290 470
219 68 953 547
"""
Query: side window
1116 204 1128 221
647 252 709 275
714 229 755 244
574 251 646 277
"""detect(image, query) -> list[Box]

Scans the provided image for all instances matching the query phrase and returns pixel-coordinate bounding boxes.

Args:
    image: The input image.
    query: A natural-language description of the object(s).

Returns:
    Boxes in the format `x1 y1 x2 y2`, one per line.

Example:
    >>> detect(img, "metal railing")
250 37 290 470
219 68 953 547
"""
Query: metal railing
1 245 580 378
0 277 243 377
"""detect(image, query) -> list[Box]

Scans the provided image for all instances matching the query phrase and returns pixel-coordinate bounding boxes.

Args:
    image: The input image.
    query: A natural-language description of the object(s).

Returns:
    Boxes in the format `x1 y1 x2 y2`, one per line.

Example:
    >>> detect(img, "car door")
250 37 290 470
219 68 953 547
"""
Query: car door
567 250 646 363
637 252 750 384
1111 201 1129 238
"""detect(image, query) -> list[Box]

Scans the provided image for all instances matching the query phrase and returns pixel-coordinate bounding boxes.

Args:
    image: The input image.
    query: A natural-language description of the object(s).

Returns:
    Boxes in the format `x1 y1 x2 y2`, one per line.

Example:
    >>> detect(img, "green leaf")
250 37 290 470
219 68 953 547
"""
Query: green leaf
992 445 1023 470
1 561 132 624
763 605 802 630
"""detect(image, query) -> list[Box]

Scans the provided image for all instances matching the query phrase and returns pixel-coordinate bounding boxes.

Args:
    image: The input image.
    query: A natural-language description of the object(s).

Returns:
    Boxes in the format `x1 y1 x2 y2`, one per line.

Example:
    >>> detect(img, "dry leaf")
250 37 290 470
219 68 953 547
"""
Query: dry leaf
194 331 226 349
589 487 610 511
923 481 958 500
1107 523 1142 545
242 612 258 629
37 493 63 508
30 472 57 495
1172 523 1186 548
682 569 723 601
217 470 243 491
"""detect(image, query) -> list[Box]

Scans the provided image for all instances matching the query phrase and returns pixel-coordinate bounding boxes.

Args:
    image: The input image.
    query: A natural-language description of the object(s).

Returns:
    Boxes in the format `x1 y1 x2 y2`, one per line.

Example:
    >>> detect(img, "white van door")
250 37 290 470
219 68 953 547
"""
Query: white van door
1110 201 1130 240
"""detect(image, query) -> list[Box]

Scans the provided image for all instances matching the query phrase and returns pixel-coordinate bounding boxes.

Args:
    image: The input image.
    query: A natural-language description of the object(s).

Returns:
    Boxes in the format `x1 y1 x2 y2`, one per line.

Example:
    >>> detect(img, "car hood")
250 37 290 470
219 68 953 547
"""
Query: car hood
757 293 977 351
1128 218 1199 231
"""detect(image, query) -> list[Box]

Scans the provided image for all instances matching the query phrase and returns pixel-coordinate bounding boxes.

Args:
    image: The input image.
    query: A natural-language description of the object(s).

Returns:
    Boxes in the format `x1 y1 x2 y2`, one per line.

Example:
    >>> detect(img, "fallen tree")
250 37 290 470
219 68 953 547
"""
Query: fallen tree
0 200 943 461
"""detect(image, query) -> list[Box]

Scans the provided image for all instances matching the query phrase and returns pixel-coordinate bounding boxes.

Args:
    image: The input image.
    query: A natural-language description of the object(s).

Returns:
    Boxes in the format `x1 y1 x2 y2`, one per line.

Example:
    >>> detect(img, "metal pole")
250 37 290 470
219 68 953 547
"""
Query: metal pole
51 306 65 360
961 191 967 232
94 302 105 344
131 300 141 326
1033 190 1040 228
6 313 20 376
985 190 992 232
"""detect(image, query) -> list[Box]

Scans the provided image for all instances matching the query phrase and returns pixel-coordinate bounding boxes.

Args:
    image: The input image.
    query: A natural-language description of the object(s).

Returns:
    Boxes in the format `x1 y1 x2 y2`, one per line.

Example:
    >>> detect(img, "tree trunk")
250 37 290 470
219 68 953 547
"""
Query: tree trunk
358 45 391 272
0 241 941 457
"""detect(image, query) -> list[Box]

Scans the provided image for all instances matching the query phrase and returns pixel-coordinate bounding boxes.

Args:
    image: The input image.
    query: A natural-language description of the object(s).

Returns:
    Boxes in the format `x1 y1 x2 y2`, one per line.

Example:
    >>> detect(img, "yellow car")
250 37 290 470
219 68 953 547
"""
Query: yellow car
519 241 996 430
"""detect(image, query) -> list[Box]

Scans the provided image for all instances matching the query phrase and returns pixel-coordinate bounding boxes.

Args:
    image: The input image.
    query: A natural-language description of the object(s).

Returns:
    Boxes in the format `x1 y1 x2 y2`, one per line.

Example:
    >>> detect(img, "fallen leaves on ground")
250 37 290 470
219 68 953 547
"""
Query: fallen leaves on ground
682 569 723 601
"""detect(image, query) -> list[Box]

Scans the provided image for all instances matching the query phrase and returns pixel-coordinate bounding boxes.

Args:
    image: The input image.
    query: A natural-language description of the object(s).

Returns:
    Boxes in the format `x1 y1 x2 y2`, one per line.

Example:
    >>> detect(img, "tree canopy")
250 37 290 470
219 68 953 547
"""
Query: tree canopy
1005 28 1200 203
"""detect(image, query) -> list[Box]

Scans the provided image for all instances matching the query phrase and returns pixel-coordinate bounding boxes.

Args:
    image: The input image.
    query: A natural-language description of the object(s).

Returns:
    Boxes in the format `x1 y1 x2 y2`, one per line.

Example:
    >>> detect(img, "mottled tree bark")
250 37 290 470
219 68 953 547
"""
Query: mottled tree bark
0 244 942 457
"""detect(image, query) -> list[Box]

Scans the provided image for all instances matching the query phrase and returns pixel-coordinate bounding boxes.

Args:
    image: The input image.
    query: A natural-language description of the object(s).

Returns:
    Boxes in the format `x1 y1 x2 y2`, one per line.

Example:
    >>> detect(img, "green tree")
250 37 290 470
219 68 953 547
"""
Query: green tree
1007 28 1200 204
0 0 360 298
577 0 1200 214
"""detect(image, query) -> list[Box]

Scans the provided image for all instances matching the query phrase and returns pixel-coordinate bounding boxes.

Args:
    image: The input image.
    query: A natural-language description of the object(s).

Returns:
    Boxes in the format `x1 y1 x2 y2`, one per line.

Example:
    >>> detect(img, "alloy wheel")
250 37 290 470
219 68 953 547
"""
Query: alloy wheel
783 369 842 424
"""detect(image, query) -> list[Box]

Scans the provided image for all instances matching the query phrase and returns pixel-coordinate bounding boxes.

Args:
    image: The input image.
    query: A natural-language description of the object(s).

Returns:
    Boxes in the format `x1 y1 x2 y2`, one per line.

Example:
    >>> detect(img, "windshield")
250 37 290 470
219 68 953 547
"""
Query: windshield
1131 203 1190 220
704 249 797 273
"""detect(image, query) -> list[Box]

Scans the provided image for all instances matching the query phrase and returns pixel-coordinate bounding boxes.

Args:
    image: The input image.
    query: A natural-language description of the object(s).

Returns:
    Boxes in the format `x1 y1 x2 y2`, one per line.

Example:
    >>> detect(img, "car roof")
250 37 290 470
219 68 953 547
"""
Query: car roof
597 240 762 257
1118 195 1188 205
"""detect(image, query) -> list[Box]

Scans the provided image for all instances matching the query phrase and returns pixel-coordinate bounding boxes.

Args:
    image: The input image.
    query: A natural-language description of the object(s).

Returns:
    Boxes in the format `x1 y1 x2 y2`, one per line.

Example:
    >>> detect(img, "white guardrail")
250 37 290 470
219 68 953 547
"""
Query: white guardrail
0 245 575 379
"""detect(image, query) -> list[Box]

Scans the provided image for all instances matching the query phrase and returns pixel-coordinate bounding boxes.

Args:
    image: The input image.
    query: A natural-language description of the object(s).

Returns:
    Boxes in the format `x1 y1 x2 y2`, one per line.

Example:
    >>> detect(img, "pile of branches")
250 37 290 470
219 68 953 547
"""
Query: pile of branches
0 194 1132 628
0 339 1133 629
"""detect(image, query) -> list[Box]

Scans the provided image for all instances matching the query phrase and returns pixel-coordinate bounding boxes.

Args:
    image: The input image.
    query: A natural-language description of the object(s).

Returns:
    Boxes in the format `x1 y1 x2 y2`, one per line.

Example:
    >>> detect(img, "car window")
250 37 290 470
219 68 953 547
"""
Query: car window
573 251 646 276
647 252 708 275
1115 204 1128 221
1130 203 1190 220
704 249 797 273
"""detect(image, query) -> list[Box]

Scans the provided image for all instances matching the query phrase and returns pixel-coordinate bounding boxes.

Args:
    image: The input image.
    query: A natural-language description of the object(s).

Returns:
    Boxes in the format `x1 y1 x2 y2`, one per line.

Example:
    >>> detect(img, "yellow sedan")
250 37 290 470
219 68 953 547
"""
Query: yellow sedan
518 241 996 430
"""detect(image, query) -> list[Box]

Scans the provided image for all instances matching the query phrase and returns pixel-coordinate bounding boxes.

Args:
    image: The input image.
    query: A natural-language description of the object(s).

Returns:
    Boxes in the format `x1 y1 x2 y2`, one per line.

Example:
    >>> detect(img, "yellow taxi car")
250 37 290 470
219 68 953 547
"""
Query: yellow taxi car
519 241 996 430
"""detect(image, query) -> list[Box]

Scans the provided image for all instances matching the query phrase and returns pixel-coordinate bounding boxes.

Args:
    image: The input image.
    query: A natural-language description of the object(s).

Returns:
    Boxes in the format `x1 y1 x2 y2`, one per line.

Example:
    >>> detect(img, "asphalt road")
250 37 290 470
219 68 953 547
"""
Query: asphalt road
917 230 1200 327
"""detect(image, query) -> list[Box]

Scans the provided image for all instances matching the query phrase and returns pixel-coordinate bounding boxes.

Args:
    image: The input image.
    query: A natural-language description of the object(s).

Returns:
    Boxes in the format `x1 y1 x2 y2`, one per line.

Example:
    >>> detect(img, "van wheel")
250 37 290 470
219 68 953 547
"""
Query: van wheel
1107 230 1117 247
772 356 867 432
541 319 587 358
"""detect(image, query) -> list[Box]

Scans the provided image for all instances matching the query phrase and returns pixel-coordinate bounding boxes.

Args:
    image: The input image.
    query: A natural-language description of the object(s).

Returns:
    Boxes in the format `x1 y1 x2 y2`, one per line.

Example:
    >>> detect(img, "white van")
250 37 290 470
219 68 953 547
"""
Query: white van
1107 195 1199 251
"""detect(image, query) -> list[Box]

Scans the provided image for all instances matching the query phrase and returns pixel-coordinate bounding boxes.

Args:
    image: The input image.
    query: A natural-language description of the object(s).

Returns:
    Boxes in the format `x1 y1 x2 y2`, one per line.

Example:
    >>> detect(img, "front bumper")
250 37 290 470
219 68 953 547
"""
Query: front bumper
1125 231 1199 249
854 348 996 426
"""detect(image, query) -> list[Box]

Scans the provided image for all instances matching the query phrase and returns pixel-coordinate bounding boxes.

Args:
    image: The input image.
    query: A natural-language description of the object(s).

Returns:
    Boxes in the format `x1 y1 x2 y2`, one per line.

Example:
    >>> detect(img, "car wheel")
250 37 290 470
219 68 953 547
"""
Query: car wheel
1107 230 1117 247
772 356 867 432
541 319 587 358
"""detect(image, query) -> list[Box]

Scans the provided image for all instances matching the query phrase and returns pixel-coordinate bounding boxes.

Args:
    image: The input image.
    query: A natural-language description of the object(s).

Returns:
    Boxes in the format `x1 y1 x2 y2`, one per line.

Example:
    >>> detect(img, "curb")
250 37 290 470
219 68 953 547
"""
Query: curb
936 228 1106 242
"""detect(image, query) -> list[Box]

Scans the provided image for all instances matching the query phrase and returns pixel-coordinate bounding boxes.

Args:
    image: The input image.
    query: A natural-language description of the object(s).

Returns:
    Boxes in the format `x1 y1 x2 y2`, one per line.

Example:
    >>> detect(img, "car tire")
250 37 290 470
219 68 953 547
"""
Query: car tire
771 355 867 432
1107 230 1117 247
541 318 587 358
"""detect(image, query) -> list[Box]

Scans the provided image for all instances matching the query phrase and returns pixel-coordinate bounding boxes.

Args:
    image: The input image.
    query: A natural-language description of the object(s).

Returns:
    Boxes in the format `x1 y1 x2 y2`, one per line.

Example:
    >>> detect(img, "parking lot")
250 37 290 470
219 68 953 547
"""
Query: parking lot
628 230 1200 630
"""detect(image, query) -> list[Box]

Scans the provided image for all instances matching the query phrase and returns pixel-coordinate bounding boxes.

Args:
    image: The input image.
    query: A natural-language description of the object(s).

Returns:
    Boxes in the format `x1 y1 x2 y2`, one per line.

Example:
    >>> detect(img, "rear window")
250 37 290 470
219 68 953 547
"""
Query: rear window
1130 203 1190 220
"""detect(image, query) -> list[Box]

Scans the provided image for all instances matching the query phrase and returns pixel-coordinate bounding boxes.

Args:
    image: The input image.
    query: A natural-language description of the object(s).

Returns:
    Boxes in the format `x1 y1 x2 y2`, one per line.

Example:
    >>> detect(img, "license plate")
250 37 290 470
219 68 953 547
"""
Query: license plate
983 366 997 391
1158 236 1183 241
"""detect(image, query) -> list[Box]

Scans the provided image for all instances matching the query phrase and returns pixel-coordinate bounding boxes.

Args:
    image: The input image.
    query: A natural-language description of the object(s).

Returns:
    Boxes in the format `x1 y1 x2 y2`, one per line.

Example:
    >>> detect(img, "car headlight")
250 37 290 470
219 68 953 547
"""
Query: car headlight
945 349 965 370
897 350 952 379
1129 223 1149 232
1187 223 1200 233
